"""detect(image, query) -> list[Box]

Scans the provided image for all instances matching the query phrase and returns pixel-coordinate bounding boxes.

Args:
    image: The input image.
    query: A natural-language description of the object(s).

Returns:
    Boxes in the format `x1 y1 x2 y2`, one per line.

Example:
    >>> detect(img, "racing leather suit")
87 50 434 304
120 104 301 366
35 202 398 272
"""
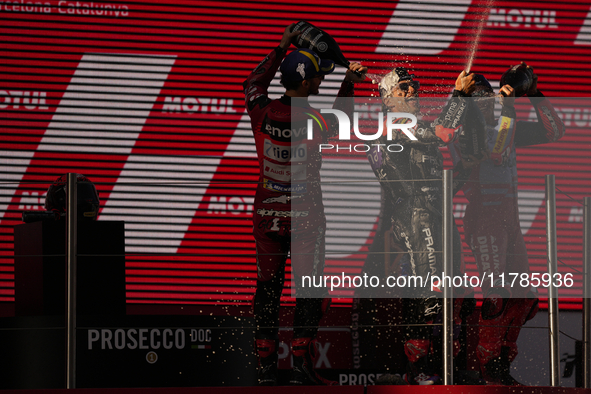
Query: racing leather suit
366 93 475 379
449 92 565 377
243 46 354 341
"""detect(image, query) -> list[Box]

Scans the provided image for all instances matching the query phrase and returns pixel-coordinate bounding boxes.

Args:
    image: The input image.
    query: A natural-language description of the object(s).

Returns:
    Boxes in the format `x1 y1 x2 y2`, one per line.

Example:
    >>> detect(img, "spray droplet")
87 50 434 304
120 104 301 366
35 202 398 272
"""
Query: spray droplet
465 0 495 73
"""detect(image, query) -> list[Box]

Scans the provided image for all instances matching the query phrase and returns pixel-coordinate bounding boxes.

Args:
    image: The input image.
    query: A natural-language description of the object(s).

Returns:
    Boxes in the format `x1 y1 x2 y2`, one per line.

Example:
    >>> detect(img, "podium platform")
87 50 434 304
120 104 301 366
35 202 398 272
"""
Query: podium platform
0 384 588 394
0 314 257 389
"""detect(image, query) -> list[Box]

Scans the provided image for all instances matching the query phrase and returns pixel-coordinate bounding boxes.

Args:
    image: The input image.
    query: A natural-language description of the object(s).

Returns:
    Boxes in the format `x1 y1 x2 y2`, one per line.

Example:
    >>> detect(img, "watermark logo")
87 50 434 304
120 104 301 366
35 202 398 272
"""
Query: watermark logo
305 111 327 137
304 108 416 153
313 109 417 141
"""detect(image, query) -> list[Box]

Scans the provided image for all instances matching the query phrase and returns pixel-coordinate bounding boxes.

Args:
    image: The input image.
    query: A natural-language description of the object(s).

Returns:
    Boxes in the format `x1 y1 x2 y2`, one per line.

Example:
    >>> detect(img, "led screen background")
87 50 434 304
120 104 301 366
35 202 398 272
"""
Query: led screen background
1 0 590 310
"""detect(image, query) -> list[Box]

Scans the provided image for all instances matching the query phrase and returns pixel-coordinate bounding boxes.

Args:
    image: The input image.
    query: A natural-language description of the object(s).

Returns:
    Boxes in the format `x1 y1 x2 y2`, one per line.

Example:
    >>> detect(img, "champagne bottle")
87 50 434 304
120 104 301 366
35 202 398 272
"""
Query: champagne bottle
290 21 362 77
458 99 487 160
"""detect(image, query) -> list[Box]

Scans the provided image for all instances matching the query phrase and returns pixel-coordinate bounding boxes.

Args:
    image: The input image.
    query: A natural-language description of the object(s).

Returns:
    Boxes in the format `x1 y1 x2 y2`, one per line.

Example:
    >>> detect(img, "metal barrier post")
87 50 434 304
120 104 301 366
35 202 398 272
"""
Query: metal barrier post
442 169 453 385
584 197 591 388
66 173 77 389
545 174 560 387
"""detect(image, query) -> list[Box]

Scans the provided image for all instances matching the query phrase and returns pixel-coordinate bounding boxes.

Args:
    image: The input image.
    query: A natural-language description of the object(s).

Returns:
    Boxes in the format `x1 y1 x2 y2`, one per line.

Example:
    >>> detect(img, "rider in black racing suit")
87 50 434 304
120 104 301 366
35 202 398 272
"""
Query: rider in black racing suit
367 67 480 385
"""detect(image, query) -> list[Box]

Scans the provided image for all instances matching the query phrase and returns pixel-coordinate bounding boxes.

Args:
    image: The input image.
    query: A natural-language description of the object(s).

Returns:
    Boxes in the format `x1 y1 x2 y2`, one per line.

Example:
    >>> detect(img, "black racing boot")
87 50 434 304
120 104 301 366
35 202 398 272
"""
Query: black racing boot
498 346 524 386
290 337 336 385
481 354 504 385
403 339 441 385
255 339 278 386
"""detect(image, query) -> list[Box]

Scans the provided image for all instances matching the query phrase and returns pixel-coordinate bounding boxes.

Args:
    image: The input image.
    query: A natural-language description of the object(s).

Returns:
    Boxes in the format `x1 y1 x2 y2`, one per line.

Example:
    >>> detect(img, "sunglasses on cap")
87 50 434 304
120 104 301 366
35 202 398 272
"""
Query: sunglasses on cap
396 80 420 92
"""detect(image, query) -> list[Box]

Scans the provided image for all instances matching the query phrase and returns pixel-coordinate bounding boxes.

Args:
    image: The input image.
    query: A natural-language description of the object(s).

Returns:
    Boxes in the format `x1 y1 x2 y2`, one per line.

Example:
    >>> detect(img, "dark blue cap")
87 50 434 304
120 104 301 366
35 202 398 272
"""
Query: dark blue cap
280 48 335 82
474 74 493 90
473 74 494 97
